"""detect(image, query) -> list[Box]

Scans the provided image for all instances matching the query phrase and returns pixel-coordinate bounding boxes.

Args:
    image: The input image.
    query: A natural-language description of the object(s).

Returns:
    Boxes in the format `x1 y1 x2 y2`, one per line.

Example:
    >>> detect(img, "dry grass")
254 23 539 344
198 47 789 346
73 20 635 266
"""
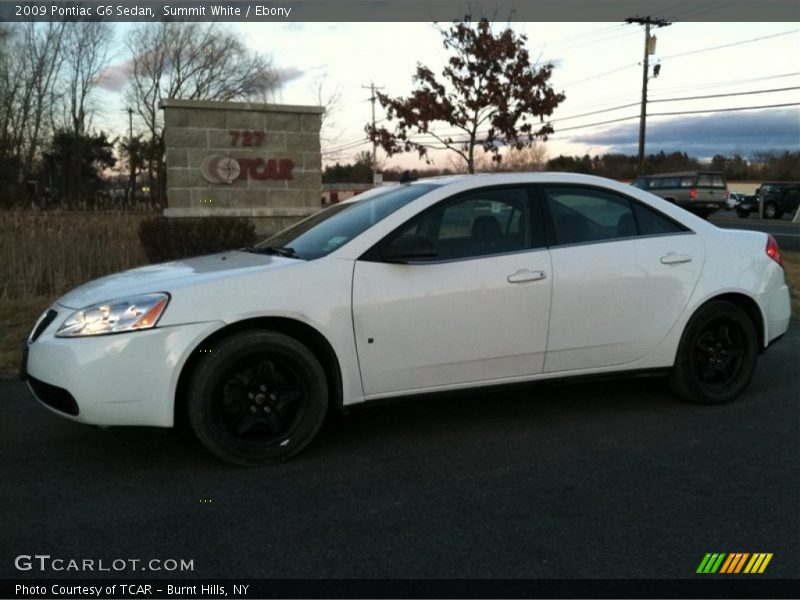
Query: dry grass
0 211 150 300
0 298 51 378
781 250 800 320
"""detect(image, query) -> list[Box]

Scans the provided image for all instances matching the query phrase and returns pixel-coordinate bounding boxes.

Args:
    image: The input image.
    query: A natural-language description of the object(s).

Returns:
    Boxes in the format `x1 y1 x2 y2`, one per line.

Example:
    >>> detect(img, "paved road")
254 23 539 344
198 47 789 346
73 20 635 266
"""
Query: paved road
711 211 800 250
1 327 798 581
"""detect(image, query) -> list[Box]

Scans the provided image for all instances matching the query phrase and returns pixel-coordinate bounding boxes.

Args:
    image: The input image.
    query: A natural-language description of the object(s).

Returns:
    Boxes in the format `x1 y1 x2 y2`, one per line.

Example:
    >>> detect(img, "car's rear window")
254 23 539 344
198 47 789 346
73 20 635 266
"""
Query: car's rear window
697 173 726 188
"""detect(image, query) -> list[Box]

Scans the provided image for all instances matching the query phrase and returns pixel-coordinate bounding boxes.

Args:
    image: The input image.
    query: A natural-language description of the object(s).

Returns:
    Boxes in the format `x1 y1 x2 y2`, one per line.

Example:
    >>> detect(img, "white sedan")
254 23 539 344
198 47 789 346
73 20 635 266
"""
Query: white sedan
23 173 791 465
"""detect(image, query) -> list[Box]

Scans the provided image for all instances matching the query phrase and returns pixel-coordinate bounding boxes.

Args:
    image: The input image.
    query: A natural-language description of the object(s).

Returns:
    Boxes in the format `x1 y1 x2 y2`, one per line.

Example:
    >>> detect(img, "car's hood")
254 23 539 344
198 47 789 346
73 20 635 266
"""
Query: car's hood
56 251 296 309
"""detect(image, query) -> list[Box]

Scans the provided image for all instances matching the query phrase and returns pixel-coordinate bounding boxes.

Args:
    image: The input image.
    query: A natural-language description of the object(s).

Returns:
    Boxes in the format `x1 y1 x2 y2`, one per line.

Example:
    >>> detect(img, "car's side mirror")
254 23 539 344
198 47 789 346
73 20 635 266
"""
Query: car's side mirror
380 234 437 263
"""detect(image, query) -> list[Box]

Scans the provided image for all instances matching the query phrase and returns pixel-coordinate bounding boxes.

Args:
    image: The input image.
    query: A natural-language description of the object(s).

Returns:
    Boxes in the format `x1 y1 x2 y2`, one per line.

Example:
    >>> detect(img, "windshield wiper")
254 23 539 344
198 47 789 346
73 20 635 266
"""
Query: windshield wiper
241 246 298 258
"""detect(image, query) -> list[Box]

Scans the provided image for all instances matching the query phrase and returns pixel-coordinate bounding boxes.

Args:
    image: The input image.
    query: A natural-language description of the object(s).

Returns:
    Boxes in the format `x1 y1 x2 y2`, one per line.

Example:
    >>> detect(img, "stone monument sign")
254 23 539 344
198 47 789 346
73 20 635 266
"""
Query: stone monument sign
161 99 324 235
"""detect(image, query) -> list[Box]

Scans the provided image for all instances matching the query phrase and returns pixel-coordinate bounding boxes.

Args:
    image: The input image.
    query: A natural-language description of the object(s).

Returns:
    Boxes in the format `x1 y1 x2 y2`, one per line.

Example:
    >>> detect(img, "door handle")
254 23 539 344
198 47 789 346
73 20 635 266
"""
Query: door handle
661 253 692 265
507 269 547 283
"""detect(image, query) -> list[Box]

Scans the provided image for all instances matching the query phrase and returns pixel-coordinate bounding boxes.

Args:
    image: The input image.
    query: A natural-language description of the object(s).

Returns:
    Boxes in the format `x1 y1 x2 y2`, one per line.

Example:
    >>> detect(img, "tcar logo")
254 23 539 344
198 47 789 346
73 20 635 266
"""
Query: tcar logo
200 155 294 184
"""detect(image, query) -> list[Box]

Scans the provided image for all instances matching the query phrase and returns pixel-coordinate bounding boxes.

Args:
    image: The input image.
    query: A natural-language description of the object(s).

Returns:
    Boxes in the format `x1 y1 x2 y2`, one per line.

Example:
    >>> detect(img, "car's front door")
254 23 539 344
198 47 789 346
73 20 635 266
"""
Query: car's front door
539 185 705 373
352 186 552 397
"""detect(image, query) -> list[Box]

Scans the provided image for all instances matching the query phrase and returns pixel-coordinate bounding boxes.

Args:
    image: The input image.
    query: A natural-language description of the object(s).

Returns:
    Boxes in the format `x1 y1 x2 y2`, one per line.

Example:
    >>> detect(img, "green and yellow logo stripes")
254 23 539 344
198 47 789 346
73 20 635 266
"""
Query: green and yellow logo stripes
696 552 773 574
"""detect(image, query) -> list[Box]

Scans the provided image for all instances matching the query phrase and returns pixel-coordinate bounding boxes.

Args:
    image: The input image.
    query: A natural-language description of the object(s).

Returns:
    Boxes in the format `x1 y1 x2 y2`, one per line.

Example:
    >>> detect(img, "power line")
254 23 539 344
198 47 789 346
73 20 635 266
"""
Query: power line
406 102 798 144
551 72 800 117
668 0 736 21
649 86 800 104
540 102 800 135
560 30 800 89
661 28 800 61
649 102 800 117
649 71 800 96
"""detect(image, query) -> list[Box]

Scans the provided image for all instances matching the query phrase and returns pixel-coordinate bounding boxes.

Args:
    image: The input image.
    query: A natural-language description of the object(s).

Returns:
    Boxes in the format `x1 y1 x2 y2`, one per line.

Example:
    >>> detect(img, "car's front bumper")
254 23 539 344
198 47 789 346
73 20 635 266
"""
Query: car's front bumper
24 305 223 427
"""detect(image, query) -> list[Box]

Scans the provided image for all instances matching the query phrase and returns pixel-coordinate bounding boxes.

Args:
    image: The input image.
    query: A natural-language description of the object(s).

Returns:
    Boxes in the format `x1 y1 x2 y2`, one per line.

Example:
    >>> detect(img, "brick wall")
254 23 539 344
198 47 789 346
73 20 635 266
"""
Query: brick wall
161 99 324 235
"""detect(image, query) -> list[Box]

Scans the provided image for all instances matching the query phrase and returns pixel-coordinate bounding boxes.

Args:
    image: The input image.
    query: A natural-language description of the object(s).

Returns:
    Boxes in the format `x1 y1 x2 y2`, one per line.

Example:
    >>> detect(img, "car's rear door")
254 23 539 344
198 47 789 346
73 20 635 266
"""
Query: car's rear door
539 184 705 373
352 186 552 397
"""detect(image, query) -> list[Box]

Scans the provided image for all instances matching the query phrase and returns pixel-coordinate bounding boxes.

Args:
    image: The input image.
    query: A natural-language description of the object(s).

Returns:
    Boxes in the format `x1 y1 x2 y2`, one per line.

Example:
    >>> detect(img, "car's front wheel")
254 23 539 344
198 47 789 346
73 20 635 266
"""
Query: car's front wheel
669 301 758 405
187 330 328 466
736 207 750 218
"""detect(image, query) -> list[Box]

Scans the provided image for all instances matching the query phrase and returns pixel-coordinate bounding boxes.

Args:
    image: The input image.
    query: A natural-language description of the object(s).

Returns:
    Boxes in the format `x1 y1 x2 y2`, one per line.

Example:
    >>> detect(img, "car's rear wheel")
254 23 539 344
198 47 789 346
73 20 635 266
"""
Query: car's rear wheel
187 330 328 466
669 301 758 405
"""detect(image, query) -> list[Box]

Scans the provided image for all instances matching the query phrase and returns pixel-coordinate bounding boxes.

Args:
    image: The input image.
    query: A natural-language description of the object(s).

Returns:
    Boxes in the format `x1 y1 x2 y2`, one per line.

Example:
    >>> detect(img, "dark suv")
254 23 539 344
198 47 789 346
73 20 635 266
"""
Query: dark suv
736 182 800 219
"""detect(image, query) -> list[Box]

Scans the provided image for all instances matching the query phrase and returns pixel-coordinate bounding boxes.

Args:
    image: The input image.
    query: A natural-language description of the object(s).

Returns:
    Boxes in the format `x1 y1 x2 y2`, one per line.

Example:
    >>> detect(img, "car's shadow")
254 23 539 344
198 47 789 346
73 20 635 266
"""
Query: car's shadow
19 375 686 471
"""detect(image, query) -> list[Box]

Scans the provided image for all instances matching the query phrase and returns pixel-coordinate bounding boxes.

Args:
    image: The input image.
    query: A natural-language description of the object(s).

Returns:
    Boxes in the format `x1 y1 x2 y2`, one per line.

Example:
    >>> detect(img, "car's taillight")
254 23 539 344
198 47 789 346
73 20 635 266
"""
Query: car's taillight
766 235 783 268
689 188 697 200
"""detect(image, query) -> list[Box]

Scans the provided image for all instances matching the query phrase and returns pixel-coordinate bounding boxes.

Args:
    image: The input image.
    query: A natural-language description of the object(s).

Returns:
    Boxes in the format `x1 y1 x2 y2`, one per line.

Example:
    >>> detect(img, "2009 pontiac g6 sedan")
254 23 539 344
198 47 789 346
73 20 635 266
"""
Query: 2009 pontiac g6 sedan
23 173 791 465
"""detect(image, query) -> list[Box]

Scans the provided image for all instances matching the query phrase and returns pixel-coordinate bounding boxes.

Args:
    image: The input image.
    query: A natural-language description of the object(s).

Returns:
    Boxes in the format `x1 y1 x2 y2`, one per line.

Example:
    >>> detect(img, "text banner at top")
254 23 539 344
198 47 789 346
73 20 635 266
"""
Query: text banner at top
2 0 799 22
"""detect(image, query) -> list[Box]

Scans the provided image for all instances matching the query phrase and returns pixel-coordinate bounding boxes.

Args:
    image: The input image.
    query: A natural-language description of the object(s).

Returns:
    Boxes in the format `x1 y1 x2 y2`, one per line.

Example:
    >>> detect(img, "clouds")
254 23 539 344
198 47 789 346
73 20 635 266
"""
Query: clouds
95 60 135 92
569 108 800 158
274 66 306 85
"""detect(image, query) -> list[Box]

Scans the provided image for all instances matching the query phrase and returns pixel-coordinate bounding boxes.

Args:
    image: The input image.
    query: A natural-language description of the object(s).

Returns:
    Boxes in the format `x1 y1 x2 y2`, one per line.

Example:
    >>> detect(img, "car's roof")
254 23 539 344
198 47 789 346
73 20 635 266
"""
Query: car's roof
649 170 724 177
408 171 628 186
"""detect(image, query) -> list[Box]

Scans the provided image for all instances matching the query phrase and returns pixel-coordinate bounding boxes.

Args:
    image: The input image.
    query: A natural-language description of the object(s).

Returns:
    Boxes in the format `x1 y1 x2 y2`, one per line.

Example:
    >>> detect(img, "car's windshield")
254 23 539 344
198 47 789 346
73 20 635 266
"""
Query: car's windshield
252 183 439 260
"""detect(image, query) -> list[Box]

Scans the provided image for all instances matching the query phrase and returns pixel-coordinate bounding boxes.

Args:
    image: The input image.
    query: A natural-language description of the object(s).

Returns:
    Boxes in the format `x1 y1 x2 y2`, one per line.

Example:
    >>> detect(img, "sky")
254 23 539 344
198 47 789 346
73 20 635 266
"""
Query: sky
91 19 800 170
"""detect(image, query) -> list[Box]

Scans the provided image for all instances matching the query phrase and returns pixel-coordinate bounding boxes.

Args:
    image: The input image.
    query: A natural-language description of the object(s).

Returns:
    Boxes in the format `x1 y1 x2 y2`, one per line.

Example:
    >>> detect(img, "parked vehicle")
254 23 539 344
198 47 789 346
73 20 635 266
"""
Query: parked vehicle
736 194 759 218
22 173 791 465
736 183 800 219
638 171 729 218
726 192 746 209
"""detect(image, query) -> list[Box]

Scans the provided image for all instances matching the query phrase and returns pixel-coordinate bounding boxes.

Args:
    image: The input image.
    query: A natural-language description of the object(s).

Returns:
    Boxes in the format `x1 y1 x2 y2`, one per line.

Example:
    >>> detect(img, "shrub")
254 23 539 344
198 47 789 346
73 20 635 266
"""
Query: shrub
138 217 256 263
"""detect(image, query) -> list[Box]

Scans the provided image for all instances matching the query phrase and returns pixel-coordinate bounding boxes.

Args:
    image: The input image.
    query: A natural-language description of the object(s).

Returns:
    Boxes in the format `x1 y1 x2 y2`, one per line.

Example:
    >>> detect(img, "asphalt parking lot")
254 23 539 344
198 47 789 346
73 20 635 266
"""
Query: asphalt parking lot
1 326 798 582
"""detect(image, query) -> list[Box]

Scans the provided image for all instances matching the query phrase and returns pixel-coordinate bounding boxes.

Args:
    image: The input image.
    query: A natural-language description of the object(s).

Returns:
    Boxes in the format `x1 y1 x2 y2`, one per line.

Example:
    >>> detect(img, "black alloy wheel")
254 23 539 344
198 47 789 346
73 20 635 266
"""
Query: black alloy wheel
217 356 306 443
669 301 757 405
691 318 747 390
188 330 328 466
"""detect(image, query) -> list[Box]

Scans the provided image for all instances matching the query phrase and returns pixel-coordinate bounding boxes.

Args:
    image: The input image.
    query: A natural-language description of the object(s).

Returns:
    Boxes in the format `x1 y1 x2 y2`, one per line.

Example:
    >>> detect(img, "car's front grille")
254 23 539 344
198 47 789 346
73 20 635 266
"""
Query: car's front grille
30 309 58 343
28 377 79 416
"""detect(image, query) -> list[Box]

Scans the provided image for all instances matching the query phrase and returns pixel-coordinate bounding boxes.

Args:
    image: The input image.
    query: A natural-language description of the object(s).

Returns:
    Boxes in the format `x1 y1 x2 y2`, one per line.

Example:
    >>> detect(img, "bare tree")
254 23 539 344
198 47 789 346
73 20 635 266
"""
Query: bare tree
311 73 346 162
474 142 549 172
60 23 112 137
126 22 280 202
0 22 67 192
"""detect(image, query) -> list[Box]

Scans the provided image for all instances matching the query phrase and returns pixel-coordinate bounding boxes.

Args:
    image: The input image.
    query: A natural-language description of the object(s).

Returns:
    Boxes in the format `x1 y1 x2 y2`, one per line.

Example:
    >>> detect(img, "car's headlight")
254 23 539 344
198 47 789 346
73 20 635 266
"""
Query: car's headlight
56 293 170 337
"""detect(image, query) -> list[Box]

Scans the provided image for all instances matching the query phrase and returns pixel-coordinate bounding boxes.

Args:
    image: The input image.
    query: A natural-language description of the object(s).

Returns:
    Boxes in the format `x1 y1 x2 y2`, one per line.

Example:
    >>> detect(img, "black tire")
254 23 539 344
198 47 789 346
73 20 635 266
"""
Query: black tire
736 208 749 218
763 201 779 219
187 330 328 466
669 301 758 405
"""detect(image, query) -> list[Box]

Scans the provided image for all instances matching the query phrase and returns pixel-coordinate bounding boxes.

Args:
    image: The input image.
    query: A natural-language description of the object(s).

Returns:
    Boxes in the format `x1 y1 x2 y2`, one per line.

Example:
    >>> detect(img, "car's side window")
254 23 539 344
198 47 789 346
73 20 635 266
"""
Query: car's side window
633 201 686 235
544 186 688 246
544 186 636 245
393 187 534 261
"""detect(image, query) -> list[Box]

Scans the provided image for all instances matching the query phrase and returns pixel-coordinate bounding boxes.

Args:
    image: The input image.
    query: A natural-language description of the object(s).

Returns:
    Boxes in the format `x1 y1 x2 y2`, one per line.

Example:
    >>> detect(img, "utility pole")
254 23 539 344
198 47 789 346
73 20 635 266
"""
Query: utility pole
626 16 671 175
127 107 136 206
362 82 384 186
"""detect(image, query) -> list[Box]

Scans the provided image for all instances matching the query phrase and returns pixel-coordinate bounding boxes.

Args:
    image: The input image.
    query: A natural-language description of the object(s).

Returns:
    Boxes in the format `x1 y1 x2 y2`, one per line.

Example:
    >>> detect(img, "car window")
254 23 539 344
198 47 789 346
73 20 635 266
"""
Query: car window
392 187 534 261
259 183 439 259
633 202 686 235
545 187 636 245
697 173 726 188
